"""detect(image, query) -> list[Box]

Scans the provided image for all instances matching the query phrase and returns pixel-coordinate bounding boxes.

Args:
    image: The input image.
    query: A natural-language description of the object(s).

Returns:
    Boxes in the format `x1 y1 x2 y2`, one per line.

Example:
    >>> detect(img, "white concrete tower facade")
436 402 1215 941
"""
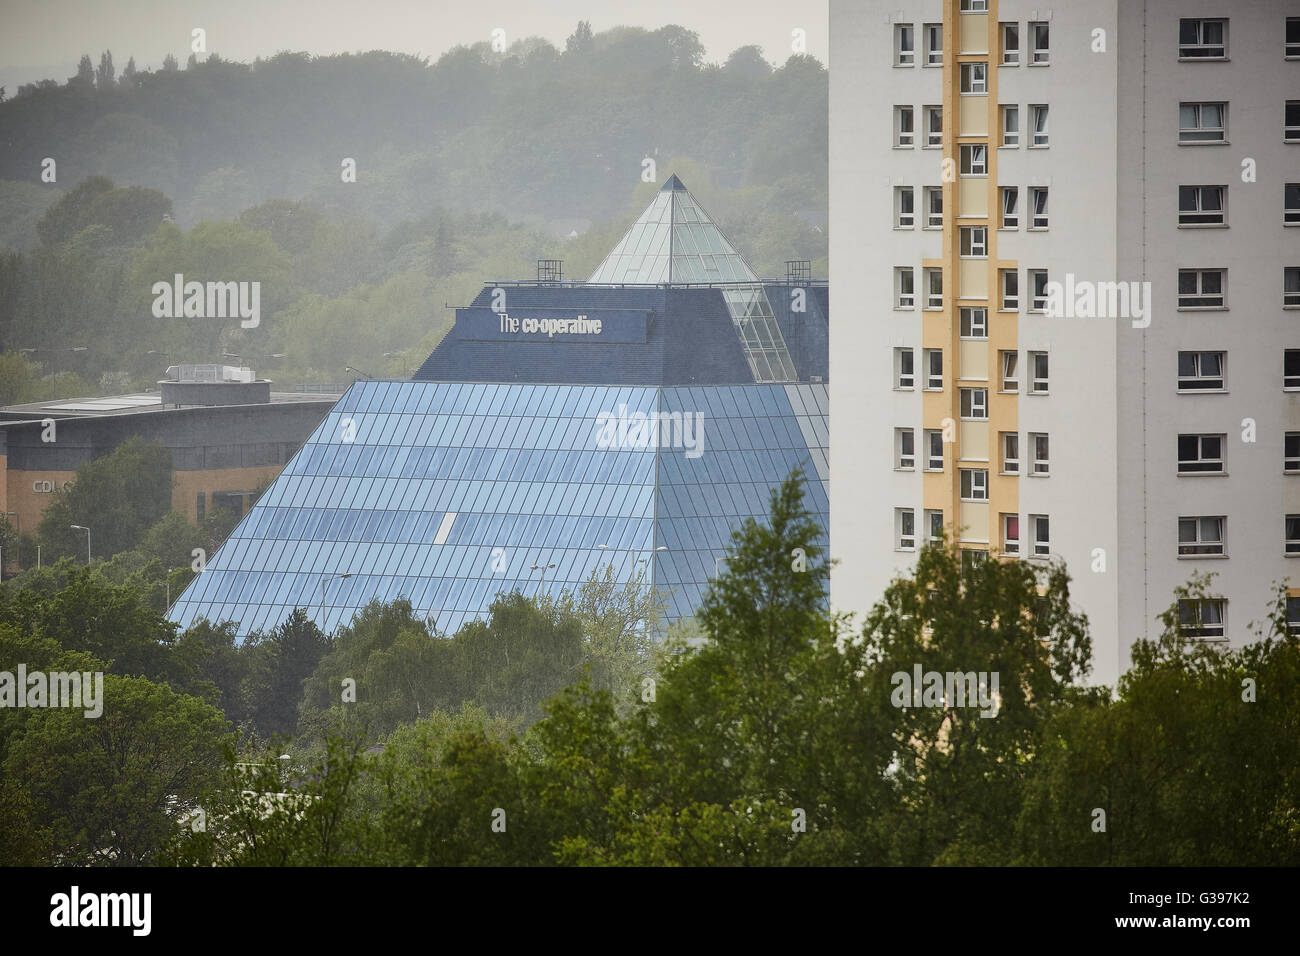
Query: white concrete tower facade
831 0 1299 687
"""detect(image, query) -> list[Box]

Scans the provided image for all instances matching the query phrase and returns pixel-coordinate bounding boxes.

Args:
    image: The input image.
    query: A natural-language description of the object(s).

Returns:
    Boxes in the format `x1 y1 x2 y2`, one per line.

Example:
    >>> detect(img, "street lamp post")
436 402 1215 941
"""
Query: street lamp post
319 572 353 630
70 525 90 565
530 562 556 596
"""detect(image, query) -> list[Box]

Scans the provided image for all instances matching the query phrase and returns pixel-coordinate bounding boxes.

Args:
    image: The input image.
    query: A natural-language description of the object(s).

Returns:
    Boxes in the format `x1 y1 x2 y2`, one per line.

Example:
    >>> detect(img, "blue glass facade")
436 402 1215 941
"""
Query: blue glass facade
169 380 827 636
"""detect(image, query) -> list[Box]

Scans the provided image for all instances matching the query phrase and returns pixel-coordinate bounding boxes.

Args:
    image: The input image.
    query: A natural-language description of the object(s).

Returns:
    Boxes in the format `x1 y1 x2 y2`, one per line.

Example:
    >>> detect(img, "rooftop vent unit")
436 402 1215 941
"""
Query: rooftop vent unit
160 364 268 406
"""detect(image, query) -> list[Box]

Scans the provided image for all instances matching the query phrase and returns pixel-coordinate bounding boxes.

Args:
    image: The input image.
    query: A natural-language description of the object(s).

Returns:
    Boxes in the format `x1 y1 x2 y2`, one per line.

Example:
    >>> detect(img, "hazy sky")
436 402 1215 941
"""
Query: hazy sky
0 0 828 88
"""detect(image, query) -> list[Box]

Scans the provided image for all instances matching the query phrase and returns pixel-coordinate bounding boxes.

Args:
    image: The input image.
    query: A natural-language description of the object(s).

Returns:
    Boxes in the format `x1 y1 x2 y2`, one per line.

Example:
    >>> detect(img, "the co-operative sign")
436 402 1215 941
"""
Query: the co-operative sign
455 307 648 344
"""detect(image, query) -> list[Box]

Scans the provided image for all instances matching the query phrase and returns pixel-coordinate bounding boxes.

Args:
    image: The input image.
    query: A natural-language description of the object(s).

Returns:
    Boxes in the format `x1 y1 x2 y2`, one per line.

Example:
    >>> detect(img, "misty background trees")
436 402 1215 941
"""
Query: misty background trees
0 23 827 398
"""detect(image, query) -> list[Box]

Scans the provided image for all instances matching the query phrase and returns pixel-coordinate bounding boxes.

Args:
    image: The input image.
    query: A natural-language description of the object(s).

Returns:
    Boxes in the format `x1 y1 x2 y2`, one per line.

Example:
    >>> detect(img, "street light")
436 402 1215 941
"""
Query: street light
530 562 556 595
70 525 90 564
319 572 353 629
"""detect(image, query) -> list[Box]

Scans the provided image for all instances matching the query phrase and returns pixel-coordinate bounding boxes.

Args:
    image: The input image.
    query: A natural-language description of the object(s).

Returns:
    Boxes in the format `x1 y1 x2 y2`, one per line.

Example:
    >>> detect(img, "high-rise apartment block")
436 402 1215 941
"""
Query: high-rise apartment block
831 0 1300 685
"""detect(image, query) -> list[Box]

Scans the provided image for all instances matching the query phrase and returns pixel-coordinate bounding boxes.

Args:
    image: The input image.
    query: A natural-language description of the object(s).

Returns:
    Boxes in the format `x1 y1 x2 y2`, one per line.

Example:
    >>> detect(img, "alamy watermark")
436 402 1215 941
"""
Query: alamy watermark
0 666 104 718
151 273 260 328
1043 273 1152 328
594 404 705 459
890 665 1000 718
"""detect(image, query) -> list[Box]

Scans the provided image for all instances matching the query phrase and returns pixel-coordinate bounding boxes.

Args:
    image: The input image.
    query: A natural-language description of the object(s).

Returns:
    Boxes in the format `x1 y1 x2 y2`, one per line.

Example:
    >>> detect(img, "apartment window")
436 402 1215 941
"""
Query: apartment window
1288 18 1300 58
1178 434 1225 474
1001 105 1019 147
1178 598 1225 638
960 226 988 258
1001 432 1019 474
925 187 944 228
925 510 944 545
896 267 916 308
1285 432 1300 472
1178 18 1226 59
960 387 988 420
1286 267 1300 307
1030 433 1050 475
1286 184 1300 225
923 105 943 146
896 508 917 550
895 105 915 146
1179 102 1226 143
1177 351 1225 390
960 469 989 501
1002 514 1020 555
1178 516 1225 556
1287 102 1300 142
1288 516 1300 554
1289 597 1300 635
896 428 916 469
925 23 943 65
1000 269 1019 311
1001 23 1019 65
924 349 943 389
1000 350 1018 391
1030 186 1049 229
1178 269 1225 308
1030 105 1049 146
1029 351 1049 393
1028 270 1048 312
925 430 945 471
1031 515 1050 557
959 306 988 339
925 429 945 471
1001 186 1019 228
924 267 943 307
895 186 915 228
960 62 987 95
895 24 915 66
1287 350 1300 389
961 0 988 11
1178 185 1225 225
960 144 987 177
1029 21 1050 64
895 348 915 389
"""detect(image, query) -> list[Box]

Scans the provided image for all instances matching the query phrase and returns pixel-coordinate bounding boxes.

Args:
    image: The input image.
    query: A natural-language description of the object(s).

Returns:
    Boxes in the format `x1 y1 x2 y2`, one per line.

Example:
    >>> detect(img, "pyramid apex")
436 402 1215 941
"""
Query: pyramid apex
660 174 686 191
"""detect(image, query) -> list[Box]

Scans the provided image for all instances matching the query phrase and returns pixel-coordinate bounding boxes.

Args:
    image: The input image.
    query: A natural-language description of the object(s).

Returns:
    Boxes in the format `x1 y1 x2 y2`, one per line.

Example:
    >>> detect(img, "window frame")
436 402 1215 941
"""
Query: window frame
895 105 915 147
960 226 988 259
1177 350 1225 392
925 429 945 472
1177 268 1226 309
1029 350 1049 394
1000 186 1019 229
895 266 916 309
1178 516 1226 557
959 306 988 339
960 62 988 95
1177 598 1226 639
1286 266 1300 308
1285 432 1300 473
924 186 944 228
1177 433 1226 475
923 105 943 147
895 23 915 66
960 468 990 502
1030 514 1050 558
1179 101 1227 144
924 348 943 390
1001 22 1019 65
1288 101 1300 142
924 23 943 66
1000 350 1019 391
1001 431 1019 474
1029 104 1049 146
896 507 917 551
959 143 987 177
895 347 915 390
960 386 989 421
1029 432 1050 476
1029 21 1050 65
895 186 915 229
896 427 916 470
1178 18 1227 59
1028 270 1048 312
1000 104 1019 147
1029 186 1049 229
1178 184 1226 226
924 267 943 308
1002 513 1020 556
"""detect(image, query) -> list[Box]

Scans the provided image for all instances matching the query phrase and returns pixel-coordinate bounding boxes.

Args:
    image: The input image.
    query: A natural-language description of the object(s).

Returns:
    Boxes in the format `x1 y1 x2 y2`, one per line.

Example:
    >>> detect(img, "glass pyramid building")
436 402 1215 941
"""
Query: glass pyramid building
169 177 829 637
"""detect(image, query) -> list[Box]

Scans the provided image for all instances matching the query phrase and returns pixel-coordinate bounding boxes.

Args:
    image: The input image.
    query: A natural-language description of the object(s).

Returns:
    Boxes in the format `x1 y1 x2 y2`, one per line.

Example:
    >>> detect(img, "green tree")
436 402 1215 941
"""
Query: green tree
5 674 230 864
